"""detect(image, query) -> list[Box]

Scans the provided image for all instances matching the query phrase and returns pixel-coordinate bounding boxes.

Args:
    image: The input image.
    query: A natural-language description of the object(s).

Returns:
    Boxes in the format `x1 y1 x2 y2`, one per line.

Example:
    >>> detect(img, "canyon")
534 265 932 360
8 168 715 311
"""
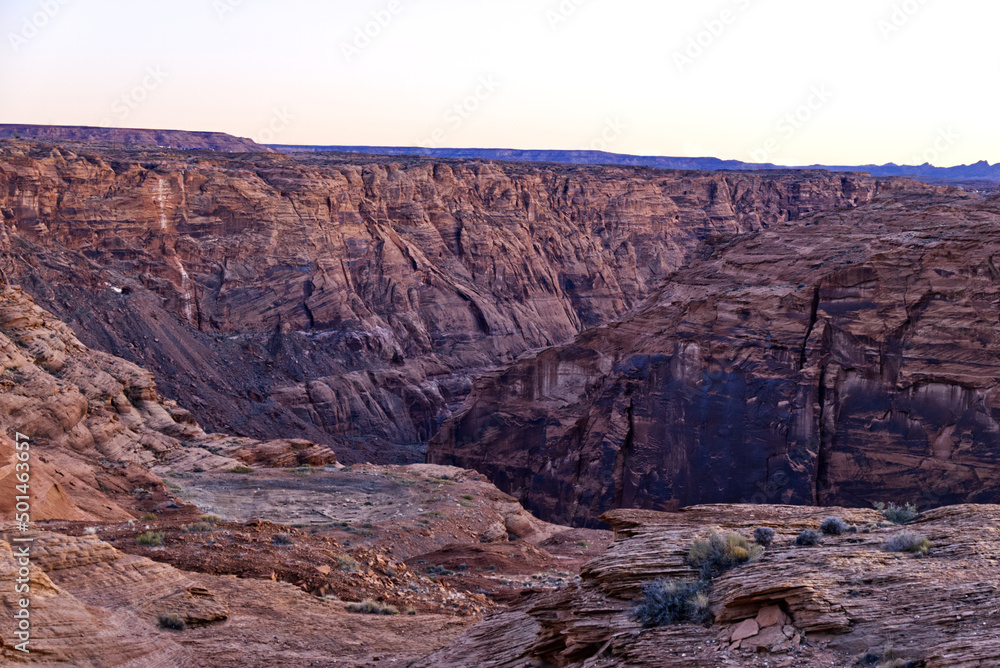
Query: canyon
430 186 1000 525
0 138 893 465
1 132 999 666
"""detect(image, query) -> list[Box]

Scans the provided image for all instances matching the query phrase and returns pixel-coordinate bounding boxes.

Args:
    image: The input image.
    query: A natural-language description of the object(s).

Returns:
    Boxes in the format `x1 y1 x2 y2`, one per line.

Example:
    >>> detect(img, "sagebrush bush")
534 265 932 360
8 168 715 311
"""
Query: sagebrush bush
271 533 294 546
137 531 165 547
158 613 185 630
633 578 711 627
884 531 930 556
230 466 254 474
821 517 851 536
795 529 821 546
346 599 399 615
753 527 776 547
875 502 919 525
687 531 763 579
335 554 360 572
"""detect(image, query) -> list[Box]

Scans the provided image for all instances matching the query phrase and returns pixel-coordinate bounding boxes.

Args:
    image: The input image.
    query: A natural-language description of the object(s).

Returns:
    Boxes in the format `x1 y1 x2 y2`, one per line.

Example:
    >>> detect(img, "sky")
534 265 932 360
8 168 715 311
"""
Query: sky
0 0 994 167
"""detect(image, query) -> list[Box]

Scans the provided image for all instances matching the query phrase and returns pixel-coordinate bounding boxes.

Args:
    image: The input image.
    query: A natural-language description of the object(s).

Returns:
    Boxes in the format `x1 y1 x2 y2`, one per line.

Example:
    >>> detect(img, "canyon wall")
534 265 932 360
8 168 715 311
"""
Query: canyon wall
0 140 892 462
429 188 1000 525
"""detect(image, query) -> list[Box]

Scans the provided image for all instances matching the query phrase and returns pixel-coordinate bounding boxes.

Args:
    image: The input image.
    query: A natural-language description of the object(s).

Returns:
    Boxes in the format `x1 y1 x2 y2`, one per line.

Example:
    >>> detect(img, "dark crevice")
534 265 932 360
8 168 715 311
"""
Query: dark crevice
612 399 635 509
799 285 822 369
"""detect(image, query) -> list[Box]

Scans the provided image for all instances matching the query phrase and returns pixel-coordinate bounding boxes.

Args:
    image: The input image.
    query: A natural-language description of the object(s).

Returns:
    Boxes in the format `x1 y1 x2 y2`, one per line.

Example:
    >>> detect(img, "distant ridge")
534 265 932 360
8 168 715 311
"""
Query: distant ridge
272 145 999 187
0 124 270 153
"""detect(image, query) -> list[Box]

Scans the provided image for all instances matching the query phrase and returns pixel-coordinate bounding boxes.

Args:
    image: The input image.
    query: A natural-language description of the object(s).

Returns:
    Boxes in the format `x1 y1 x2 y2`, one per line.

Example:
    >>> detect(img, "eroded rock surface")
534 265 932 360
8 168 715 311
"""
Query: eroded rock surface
0 140 904 462
419 504 1000 667
430 189 1000 525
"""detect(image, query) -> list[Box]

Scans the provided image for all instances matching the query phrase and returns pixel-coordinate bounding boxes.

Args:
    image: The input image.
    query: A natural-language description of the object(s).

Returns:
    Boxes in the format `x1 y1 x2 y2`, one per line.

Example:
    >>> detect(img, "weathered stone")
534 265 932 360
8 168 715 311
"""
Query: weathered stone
730 618 759 642
430 187 1000 525
755 604 788 628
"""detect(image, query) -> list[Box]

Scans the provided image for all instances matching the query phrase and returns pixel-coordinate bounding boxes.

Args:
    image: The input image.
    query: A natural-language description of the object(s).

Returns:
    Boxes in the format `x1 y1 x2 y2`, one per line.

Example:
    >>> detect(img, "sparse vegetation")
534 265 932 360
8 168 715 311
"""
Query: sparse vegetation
753 526 776 547
346 599 399 615
821 517 851 536
137 531 165 547
633 578 711 627
576 541 590 548
230 466 254 474
271 533 294 546
884 531 931 556
200 514 221 524
795 529 822 546
875 502 919 525
158 613 186 630
140 513 158 521
687 531 763 579
335 554 360 572
461 494 475 501
183 521 216 533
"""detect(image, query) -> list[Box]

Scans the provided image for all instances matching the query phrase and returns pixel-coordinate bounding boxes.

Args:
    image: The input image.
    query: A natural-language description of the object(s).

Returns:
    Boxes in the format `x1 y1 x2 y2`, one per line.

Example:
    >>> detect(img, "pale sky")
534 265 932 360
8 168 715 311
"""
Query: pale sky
0 0 994 166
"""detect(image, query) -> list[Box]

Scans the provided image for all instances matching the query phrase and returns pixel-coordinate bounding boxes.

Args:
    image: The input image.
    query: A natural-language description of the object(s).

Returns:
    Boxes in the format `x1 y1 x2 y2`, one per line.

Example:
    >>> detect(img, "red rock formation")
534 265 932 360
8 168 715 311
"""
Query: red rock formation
419 504 1000 667
0 140 903 462
429 188 1000 525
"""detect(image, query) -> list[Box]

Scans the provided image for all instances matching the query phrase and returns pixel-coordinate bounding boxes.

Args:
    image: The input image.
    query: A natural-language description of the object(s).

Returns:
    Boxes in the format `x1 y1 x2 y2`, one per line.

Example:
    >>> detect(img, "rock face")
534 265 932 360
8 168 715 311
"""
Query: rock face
0 124 269 152
0 528 474 666
429 188 1000 525
0 139 904 462
0 283 336 522
418 503 1000 667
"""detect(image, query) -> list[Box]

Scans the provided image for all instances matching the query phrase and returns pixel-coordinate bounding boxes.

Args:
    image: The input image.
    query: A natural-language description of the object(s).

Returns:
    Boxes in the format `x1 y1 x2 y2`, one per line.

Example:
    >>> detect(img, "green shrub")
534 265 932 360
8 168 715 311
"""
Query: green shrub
633 578 711 627
753 527 776 547
346 599 399 615
884 531 930 556
137 531 165 547
795 529 821 546
140 513 158 522
230 466 254 474
687 531 763 579
821 517 851 535
183 521 216 533
158 613 185 630
874 502 919 525
200 514 221 524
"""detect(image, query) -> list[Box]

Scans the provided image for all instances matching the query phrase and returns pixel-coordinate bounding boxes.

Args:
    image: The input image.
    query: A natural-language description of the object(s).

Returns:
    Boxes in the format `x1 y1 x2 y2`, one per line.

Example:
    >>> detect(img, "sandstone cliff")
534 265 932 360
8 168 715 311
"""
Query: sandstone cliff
0 284 336 522
0 140 908 462
429 188 1000 525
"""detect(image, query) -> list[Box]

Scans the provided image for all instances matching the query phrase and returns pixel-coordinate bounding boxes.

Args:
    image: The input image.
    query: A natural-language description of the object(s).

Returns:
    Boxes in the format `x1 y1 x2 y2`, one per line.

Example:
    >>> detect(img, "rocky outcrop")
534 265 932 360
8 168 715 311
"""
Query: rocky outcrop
429 188 1000 525
0 284 336 522
0 528 474 666
418 503 1000 667
0 124 269 152
0 139 910 462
